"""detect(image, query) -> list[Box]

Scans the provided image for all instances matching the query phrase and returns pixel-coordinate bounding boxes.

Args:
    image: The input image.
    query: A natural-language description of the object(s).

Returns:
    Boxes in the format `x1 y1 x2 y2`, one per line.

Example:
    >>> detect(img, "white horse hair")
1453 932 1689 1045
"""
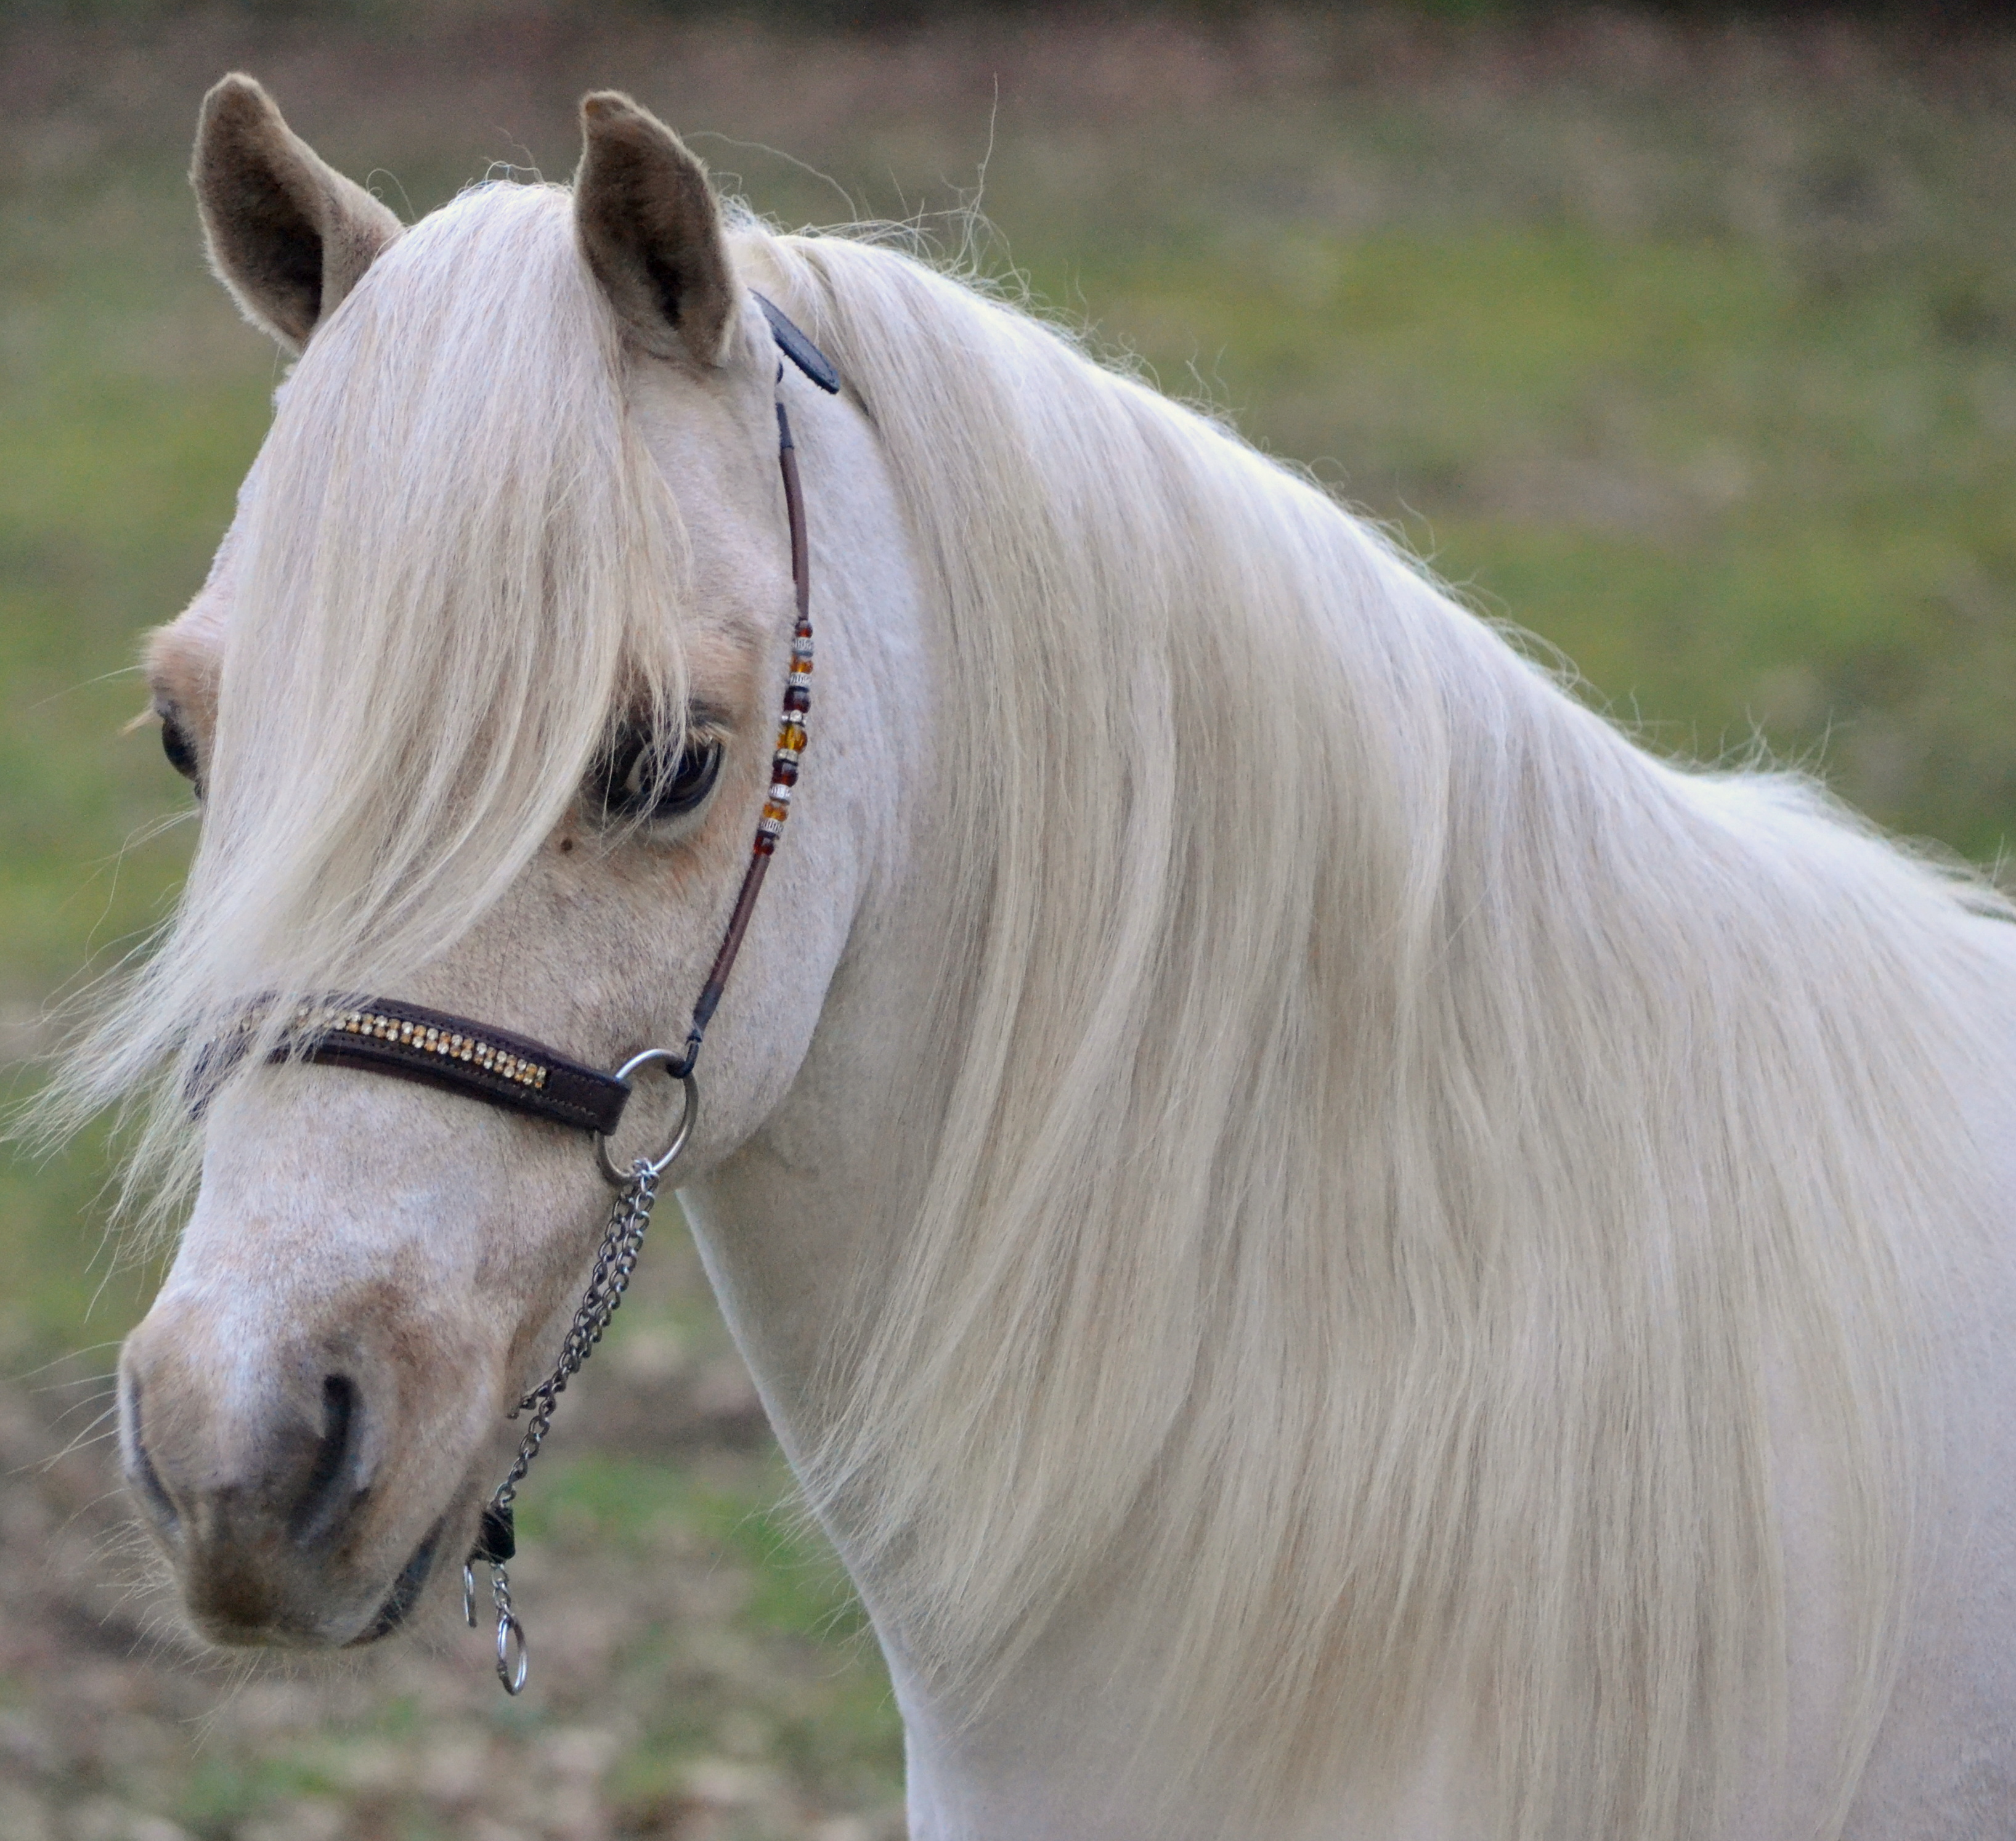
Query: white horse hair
41 81 2016 1841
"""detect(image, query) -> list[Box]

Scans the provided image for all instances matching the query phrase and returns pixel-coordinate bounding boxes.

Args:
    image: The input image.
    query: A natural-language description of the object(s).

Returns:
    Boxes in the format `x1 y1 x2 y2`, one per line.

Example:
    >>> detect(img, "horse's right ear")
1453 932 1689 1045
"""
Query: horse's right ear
572 92 737 367
192 74 402 354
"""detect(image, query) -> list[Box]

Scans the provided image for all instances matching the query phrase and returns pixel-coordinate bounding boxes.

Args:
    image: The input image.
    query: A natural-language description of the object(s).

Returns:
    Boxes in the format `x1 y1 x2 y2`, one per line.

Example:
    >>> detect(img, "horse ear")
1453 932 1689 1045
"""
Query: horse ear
573 92 737 367
192 74 402 354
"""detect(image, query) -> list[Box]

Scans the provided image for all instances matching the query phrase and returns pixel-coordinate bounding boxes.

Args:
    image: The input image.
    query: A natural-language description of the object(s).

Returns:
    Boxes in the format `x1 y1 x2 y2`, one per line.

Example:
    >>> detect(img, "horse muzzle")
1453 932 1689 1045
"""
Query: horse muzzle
118 1296 479 1648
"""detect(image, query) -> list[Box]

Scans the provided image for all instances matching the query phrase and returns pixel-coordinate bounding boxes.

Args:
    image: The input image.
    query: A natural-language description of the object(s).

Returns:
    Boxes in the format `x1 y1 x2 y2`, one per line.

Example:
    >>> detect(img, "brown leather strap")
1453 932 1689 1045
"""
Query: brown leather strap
675 401 805 1063
279 1000 632 1135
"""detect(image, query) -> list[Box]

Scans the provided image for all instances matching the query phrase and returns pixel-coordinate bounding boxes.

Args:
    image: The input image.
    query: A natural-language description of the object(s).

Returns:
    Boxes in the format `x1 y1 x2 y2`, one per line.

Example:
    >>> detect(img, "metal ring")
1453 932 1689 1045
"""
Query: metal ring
461 1562 478 1630
495 1610 528 1695
593 1051 699 1185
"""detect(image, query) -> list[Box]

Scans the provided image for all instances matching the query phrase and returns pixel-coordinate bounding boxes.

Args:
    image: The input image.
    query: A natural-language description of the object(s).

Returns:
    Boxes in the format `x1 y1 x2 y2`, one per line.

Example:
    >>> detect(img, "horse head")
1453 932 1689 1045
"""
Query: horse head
114 76 904 1650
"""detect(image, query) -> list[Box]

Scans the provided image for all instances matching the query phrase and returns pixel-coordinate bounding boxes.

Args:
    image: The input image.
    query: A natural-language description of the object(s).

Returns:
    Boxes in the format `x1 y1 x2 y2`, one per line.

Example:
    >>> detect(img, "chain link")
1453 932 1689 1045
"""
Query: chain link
502 1158 660 1498
465 1156 661 1693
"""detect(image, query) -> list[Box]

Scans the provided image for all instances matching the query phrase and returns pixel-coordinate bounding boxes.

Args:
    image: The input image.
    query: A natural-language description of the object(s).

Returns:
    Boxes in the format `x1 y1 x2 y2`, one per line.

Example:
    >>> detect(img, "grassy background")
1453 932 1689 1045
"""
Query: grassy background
3 6 2015 1836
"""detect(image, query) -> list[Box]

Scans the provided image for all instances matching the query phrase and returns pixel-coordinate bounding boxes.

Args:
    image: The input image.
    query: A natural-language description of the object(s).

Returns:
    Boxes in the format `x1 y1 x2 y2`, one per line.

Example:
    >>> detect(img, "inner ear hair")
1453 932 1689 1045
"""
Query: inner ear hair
572 91 737 367
192 73 402 352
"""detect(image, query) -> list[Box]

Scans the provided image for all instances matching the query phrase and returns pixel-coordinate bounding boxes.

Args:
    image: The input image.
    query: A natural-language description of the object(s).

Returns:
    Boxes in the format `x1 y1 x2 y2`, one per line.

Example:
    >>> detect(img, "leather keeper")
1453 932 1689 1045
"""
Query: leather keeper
275 998 633 1136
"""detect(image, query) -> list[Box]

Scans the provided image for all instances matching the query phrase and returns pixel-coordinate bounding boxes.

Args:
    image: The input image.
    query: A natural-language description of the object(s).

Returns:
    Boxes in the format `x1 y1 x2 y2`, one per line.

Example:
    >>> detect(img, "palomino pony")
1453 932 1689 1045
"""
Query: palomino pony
42 75 2016 1840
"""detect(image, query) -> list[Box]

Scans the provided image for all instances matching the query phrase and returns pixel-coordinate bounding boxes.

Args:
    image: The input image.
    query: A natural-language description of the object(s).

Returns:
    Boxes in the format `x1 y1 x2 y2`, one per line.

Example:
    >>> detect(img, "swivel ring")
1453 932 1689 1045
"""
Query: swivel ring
496 1610 528 1695
593 1051 699 1185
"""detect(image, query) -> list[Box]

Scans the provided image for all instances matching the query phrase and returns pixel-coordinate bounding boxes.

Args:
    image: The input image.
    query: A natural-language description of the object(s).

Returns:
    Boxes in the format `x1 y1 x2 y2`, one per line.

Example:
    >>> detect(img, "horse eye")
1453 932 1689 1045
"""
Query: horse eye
159 710 200 788
590 726 723 825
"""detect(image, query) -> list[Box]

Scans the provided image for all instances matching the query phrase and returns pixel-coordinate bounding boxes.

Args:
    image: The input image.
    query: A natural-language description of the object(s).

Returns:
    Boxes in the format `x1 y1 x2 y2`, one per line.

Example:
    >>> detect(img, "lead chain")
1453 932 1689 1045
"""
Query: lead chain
463 1156 661 1693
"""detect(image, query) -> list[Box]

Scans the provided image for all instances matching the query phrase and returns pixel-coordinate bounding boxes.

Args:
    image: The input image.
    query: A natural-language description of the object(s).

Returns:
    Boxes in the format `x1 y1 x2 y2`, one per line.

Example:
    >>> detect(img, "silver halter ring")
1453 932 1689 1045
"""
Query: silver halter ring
495 1606 529 1696
592 1049 699 1184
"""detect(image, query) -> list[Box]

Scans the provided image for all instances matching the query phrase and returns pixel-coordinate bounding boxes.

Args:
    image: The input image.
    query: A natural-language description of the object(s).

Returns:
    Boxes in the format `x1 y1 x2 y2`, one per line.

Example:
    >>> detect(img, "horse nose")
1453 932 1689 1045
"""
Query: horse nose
120 1319 380 1641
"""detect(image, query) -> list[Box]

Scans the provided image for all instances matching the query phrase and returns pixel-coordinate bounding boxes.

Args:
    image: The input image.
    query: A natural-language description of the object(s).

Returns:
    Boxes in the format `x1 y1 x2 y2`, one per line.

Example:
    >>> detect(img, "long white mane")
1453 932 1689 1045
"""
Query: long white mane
41 178 2015 1839
755 234 2011 1837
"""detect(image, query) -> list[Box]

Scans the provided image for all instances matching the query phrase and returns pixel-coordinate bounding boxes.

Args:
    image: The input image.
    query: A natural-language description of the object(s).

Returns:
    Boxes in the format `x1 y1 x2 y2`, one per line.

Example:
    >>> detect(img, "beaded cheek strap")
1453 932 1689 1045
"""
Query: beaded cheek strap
247 295 841 1693
668 291 833 1084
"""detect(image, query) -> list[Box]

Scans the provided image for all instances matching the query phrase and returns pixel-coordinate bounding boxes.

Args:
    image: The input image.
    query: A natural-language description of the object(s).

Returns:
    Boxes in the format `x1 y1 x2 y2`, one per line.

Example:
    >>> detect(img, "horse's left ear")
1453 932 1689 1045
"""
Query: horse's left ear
573 92 738 367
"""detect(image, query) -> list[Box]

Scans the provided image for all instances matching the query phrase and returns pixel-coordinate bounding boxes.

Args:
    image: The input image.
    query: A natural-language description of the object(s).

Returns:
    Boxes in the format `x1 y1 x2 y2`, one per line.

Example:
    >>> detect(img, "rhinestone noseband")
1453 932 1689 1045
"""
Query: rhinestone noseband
254 296 840 1692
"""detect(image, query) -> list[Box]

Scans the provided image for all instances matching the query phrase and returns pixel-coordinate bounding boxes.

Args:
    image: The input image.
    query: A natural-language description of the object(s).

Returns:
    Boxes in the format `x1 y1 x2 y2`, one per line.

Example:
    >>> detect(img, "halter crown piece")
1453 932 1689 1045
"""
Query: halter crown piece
258 296 840 1693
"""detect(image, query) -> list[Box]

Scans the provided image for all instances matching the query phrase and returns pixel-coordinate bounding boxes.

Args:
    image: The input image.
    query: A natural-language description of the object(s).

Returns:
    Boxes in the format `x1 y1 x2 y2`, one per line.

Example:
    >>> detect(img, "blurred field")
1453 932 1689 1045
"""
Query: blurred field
5 6 2016 1837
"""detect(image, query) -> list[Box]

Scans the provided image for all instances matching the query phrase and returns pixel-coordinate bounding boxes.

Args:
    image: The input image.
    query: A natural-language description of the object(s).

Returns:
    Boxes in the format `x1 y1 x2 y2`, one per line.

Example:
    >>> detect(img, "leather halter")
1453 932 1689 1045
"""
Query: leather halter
266 295 839 1149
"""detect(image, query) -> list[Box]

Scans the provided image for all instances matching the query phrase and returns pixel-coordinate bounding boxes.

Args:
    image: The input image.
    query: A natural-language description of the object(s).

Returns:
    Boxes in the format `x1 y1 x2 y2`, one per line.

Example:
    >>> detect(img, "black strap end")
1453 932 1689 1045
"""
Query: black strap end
752 290 841 394
472 1502 516 1565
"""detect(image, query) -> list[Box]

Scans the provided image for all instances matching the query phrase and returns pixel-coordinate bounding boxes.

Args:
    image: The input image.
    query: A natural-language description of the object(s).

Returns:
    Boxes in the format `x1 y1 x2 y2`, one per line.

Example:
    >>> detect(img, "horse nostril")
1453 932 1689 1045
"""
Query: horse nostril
123 1373 181 1540
287 1373 364 1546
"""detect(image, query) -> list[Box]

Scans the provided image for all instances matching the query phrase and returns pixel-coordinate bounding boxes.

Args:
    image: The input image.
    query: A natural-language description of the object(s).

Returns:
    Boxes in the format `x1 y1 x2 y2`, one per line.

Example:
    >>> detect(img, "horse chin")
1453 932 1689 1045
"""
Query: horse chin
147 1456 477 1654
176 1514 447 1652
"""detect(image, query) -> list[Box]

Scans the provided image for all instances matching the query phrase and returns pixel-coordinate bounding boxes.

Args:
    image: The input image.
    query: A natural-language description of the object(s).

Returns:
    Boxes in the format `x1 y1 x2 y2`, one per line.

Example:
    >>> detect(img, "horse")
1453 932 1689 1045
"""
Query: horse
38 72 2016 1840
